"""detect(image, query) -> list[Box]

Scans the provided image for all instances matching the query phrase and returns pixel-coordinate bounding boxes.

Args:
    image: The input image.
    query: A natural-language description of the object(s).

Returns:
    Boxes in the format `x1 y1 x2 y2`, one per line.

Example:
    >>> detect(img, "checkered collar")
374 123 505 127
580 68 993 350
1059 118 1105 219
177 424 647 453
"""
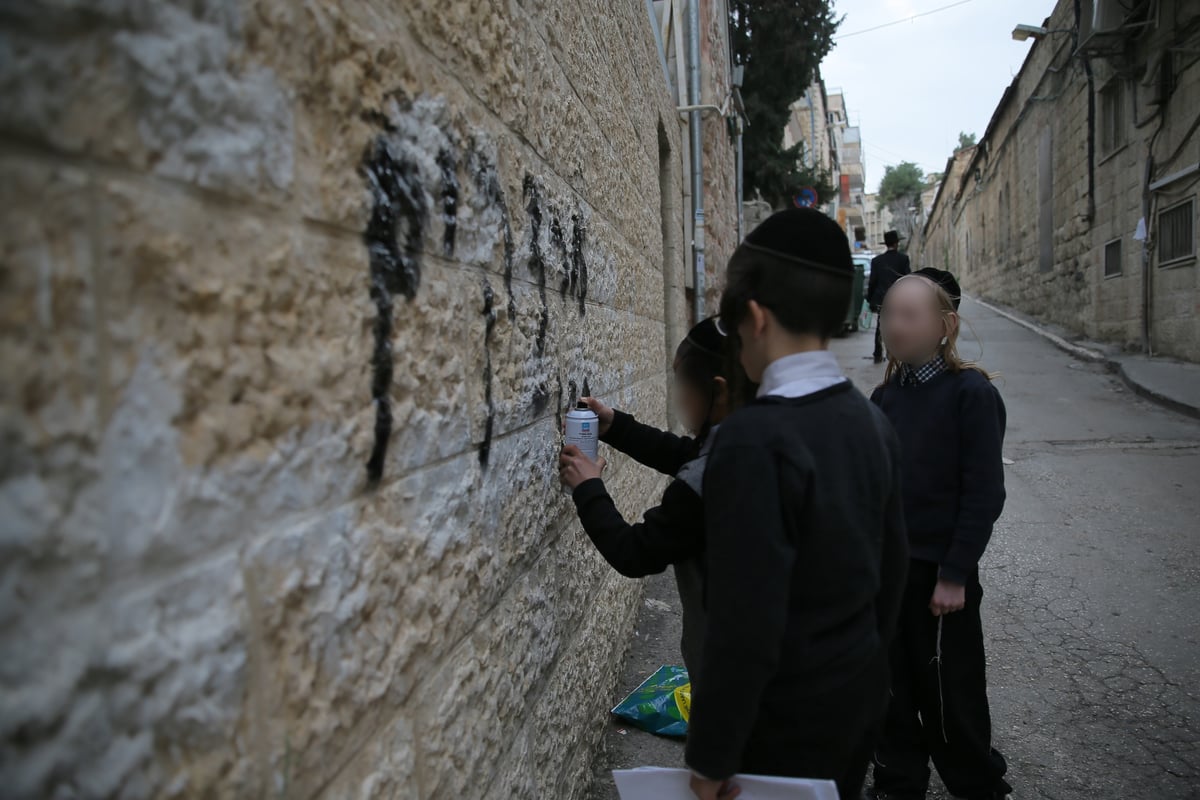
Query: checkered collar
900 354 948 387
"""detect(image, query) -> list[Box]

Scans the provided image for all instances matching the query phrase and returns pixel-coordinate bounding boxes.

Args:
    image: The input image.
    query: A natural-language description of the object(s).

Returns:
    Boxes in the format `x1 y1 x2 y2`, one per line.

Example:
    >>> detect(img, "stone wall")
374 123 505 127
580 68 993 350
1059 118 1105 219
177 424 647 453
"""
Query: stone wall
914 0 1200 361
0 1 735 796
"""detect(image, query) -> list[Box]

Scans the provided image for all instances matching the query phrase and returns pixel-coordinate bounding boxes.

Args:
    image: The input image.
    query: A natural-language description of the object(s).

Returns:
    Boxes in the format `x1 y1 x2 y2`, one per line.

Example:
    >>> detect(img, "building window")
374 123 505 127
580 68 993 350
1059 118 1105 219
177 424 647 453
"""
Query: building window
1157 199 1195 265
1100 80 1126 155
1104 238 1122 277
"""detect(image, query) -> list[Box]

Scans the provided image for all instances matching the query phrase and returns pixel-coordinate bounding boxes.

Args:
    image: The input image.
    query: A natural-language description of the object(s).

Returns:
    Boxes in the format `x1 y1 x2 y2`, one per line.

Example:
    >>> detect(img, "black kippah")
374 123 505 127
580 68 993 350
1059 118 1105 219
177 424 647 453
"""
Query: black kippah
913 267 962 310
684 317 724 357
741 208 853 278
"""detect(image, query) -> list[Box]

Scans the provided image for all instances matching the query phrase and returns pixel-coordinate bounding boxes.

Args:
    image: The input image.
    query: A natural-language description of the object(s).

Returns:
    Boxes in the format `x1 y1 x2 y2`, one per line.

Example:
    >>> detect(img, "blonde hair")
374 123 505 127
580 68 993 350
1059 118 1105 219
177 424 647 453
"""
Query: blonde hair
881 274 995 385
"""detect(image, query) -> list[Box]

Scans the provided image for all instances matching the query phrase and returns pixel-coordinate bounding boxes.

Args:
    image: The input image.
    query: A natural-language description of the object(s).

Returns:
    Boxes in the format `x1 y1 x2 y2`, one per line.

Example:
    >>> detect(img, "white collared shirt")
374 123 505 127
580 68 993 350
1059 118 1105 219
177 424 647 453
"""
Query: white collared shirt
756 351 847 400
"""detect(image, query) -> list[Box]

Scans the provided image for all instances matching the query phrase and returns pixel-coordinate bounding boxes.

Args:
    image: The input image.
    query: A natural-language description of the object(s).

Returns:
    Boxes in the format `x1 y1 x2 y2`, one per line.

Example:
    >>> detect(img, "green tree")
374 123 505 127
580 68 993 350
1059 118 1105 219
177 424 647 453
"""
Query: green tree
729 0 841 208
878 161 925 206
957 131 977 150
877 161 926 243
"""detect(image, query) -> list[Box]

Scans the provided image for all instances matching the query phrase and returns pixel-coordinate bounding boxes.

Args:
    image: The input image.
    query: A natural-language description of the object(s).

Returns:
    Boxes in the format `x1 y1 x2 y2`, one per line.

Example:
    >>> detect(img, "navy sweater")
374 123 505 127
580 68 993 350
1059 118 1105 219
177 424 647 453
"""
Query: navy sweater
870 368 1007 584
571 410 709 678
685 383 909 780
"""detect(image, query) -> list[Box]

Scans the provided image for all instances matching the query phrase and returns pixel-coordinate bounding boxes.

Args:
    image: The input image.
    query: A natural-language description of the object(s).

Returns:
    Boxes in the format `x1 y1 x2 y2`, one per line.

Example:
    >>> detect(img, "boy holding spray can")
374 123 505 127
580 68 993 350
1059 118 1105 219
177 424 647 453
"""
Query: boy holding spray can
558 318 749 680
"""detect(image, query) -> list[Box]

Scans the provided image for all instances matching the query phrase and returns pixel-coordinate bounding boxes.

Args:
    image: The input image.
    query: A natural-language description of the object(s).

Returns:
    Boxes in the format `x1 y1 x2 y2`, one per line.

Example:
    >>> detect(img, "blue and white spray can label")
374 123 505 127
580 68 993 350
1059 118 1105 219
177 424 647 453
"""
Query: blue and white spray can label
564 404 599 461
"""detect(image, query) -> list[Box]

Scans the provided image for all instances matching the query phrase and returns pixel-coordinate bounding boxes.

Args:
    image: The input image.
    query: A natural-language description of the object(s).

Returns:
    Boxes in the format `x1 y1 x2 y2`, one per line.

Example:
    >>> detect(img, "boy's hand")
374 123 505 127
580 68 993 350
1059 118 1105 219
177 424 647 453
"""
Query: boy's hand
581 396 615 436
559 445 605 490
689 774 741 800
929 578 966 616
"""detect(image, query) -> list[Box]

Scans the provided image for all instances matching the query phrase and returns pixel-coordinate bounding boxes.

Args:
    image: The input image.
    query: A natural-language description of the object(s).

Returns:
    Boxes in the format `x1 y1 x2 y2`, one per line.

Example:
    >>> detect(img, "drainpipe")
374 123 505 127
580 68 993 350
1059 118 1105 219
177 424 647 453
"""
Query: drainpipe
732 67 746 242
686 0 706 322
1074 0 1096 221
1141 153 1153 353
735 116 745 241
808 93 816 169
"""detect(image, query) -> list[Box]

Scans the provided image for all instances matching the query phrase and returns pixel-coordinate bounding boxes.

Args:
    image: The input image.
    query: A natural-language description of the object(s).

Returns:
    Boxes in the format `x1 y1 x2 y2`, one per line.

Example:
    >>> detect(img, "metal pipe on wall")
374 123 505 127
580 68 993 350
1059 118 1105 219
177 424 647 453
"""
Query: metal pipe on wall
686 0 706 323
736 116 745 242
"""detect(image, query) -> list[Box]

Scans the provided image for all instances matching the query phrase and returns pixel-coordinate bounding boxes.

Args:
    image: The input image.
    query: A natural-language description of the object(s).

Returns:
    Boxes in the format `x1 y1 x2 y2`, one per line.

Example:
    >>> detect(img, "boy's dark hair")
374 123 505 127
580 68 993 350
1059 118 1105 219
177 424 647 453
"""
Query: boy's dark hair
675 318 754 437
719 208 854 340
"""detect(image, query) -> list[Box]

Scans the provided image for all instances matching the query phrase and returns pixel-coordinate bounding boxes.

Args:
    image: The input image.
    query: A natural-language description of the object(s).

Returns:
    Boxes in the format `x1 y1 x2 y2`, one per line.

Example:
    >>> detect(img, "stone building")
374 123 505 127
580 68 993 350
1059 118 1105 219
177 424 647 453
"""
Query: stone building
0 1 737 797
863 193 893 252
914 0 1200 361
783 74 835 180
827 90 867 244
911 145 978 267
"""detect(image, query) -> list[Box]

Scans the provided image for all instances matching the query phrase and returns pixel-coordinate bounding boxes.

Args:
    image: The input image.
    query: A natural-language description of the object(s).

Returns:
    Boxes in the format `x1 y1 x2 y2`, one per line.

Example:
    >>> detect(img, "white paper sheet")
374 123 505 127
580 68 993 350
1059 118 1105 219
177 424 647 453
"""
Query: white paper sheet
612 767 840 800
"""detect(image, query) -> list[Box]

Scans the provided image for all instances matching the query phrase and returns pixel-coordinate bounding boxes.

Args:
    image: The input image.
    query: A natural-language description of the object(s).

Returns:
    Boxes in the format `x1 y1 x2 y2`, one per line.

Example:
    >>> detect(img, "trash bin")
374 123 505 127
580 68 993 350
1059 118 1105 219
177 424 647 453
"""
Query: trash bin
844 257 866 333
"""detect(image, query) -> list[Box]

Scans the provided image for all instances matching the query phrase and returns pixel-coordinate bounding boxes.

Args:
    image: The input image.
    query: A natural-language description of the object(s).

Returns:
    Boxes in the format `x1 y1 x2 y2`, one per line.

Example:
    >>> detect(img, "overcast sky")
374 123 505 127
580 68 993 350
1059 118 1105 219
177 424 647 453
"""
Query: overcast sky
821 0 1056 193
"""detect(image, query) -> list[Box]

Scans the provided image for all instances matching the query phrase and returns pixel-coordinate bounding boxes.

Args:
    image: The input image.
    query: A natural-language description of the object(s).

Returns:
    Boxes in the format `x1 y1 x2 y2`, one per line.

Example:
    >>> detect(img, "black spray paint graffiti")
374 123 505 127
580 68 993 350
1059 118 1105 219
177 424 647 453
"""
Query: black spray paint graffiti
358 96 598 483
522 174 550 358
437 147 459 257
553 375 565 432
362 135 428 486
552 213 589 315
479 279 497 467
551 216 569 295
470 148 516 322
570 214 589 315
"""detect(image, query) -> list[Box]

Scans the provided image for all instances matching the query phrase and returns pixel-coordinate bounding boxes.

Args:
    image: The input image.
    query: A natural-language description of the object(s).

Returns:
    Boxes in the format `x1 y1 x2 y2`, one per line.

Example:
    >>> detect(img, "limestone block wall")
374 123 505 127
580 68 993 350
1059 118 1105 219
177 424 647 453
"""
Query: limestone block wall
697 0 739 311
0 1 731 796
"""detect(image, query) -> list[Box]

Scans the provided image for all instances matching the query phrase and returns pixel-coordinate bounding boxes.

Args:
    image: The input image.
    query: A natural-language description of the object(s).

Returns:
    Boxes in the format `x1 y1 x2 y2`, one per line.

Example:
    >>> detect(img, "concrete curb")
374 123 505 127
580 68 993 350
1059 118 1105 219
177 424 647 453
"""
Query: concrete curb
969 296 1110 364
1114 363 1200 420
969 295 1200 419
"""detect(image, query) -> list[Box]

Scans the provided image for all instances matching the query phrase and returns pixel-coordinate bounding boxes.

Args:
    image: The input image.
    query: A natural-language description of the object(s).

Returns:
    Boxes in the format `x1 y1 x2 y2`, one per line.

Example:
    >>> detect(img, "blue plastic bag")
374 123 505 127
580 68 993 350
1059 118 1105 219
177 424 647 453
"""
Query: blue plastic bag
611 665 691 738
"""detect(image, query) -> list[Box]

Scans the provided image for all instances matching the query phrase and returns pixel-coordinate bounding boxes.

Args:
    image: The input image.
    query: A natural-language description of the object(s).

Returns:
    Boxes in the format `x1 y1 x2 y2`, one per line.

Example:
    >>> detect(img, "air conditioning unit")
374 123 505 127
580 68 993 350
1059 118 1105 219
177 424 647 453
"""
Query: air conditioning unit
1078 0 1130 53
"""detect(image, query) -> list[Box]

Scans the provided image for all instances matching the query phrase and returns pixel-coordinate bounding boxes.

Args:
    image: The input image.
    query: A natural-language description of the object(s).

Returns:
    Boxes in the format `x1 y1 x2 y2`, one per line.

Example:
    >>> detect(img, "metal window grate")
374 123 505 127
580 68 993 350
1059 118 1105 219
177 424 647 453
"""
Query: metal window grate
1104 238 1122 277
1157 200 1195 265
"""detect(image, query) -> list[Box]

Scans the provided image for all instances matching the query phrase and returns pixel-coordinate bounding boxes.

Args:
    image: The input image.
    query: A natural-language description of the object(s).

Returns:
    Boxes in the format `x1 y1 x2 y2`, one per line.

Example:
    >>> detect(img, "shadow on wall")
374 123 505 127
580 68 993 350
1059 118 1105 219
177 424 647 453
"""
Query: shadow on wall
357 92 594 484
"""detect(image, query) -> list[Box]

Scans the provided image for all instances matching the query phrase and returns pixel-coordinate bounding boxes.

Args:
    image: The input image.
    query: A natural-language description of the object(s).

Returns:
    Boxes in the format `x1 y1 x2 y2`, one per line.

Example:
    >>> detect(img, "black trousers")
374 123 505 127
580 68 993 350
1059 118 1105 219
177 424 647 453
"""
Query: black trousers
872 560 1009 799
873 313 884 361
740 654 888 800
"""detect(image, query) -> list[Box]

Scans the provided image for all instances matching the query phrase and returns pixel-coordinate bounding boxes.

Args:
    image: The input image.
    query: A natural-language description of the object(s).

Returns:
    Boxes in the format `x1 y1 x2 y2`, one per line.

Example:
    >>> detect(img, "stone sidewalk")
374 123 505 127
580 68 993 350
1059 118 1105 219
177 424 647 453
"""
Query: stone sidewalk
971 296 1200 419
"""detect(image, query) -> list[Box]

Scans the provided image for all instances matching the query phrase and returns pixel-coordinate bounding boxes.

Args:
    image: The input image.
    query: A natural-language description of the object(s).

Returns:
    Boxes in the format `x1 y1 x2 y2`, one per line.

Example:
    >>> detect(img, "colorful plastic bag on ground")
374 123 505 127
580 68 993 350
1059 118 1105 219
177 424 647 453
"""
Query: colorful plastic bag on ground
611 665 691 738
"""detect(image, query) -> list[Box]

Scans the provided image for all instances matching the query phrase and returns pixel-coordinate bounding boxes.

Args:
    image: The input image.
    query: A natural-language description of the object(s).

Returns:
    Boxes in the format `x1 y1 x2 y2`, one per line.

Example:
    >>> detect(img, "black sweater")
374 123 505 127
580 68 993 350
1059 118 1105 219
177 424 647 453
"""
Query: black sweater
867 249 911 308
870 368 1007 584
571 410 709 675
684 382 909 780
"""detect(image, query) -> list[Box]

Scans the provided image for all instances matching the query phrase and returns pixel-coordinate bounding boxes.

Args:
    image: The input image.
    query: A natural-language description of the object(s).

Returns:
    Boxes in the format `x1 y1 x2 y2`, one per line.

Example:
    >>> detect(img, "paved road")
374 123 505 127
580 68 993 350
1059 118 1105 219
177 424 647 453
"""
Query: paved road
588 299 1200 799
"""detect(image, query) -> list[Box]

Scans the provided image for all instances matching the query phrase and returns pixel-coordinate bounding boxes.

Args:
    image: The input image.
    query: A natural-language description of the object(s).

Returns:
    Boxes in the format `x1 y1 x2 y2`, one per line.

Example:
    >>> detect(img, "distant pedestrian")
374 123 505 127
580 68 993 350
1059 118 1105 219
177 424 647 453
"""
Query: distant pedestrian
558 318 750 681
686 208 909 800
866 231 911 364
869 269 1012 800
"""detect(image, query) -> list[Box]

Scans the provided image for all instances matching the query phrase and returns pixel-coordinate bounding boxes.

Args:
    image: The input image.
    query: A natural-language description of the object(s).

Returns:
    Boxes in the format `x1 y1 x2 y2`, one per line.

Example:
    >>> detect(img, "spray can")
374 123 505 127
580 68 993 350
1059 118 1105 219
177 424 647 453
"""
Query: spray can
564 402 599 461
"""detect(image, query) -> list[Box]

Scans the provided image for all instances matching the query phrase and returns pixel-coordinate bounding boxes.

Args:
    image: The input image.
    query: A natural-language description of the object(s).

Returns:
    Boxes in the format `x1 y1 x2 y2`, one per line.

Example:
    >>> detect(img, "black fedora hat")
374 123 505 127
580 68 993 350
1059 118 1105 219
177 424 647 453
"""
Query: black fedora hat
882 230 905 246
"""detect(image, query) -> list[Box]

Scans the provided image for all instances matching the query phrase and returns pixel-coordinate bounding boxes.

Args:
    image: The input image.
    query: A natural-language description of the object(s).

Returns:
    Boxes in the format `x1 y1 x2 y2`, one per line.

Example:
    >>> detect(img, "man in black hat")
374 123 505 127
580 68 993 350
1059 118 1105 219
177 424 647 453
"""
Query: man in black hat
866 230 911 363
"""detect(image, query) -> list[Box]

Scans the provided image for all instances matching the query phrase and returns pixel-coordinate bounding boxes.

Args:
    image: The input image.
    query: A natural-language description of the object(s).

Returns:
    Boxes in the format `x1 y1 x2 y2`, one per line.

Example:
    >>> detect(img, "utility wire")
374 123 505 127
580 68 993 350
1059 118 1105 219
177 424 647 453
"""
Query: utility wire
834 0 976 41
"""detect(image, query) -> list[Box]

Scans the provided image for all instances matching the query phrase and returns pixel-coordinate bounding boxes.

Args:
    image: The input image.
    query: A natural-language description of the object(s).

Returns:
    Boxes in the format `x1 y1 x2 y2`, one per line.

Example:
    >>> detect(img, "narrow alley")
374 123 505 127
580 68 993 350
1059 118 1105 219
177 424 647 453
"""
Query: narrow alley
589 299 1200 800
5 1 1199 797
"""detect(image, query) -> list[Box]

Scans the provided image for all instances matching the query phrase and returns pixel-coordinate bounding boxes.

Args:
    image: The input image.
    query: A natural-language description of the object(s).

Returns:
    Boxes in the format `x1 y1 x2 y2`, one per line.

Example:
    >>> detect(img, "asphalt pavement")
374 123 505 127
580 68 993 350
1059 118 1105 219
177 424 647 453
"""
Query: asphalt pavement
586 298 1200 800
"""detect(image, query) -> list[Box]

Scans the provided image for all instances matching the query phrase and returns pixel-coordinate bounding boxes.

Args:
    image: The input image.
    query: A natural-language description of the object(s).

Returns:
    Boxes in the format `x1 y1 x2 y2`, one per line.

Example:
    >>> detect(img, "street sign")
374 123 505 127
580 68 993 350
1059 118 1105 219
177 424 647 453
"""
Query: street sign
793 186 819 208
